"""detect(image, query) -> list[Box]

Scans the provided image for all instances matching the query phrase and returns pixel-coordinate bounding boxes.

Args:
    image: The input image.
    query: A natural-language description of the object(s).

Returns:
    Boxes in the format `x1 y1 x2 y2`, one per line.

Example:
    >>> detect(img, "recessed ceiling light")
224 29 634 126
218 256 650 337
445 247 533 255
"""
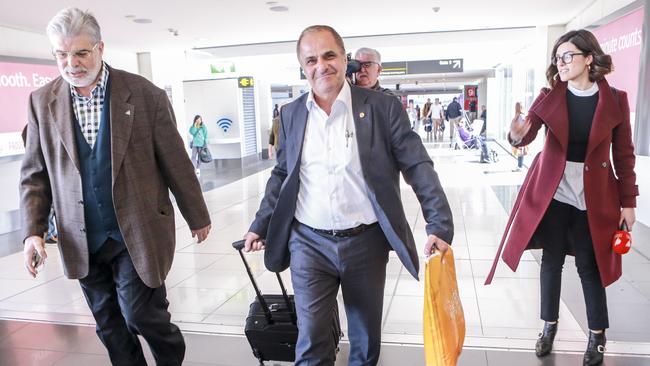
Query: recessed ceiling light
266 1 278 4
269 5 289 12
133 18 153 24
124 15 136 19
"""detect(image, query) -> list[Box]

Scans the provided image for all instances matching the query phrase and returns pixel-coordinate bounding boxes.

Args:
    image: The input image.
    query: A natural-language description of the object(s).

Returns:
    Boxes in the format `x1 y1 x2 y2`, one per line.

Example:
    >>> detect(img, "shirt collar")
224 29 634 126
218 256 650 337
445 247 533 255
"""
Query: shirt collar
567 81 599 97
70 61 109 99
305 81 352 112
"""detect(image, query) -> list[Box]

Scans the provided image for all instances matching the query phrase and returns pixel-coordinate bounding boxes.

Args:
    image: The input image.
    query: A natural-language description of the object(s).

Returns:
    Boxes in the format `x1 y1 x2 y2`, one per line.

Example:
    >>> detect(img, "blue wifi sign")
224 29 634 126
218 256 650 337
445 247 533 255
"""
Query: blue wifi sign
216 118 233 133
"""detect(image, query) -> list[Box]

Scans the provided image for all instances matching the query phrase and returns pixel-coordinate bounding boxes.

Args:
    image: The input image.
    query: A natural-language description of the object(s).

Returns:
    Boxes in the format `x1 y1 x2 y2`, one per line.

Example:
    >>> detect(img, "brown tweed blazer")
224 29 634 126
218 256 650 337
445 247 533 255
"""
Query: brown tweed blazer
20 66 211 288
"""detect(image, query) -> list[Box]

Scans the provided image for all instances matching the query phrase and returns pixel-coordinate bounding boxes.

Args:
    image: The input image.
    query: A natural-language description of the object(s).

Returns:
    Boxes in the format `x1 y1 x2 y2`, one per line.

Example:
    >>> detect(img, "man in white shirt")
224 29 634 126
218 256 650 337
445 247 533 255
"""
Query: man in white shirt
243 25 453 366
430 98 444 141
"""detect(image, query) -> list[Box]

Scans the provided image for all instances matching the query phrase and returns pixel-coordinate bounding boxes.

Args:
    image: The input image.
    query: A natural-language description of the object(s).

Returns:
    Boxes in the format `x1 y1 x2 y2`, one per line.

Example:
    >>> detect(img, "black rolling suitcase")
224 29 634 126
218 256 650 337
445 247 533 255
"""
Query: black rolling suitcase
232 240 343 365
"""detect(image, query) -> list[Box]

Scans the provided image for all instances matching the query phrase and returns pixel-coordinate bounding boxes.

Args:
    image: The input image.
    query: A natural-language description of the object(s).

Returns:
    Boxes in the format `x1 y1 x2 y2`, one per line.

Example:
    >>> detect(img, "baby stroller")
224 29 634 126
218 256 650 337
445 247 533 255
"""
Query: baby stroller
454 117 498 163
453 115 481 150
455 124 480 149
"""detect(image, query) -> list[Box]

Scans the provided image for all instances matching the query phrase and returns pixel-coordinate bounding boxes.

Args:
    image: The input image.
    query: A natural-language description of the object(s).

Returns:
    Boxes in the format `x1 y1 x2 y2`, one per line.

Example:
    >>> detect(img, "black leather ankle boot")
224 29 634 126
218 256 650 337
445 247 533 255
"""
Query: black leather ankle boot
583 330 606 365
535 322 558 357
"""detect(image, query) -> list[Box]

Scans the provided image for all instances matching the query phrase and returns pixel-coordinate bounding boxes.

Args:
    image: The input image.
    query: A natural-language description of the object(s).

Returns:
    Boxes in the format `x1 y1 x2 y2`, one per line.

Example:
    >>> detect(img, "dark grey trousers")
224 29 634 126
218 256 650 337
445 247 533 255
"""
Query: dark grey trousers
289 221 391 366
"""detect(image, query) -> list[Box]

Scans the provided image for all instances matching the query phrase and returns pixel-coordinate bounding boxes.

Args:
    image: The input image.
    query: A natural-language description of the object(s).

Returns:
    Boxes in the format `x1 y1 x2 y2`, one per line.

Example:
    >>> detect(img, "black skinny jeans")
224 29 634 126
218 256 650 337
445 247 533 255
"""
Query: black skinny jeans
536 199 609 330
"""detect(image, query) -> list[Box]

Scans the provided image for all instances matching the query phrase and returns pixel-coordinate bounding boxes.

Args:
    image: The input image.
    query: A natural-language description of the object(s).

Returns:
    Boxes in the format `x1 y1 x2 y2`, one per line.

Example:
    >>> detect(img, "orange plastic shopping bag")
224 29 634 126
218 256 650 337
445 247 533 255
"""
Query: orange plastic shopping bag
423 248 465 366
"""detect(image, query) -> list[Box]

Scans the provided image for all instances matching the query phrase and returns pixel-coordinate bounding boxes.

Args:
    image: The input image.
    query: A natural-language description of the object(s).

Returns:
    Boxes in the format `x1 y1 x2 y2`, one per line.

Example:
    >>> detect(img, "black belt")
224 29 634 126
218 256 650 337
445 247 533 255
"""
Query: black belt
310 222 378 238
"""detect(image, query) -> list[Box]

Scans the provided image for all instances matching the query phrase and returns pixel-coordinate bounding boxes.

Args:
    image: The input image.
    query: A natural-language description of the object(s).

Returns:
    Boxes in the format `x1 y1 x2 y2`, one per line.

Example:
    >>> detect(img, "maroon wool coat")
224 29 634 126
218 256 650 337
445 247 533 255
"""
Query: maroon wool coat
486 79 638 287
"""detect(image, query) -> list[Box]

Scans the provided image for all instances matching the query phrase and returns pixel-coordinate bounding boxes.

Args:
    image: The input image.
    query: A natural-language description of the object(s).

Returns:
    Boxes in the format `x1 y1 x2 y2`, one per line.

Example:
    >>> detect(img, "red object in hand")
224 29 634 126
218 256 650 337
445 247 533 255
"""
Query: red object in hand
612 222 632 255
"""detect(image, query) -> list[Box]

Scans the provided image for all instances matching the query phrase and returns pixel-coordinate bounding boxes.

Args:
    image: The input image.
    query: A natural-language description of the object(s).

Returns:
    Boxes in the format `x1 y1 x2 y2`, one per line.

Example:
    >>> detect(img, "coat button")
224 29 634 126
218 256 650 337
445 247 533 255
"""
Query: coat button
80 228 86 233
585 165 589 172
602 162 608 168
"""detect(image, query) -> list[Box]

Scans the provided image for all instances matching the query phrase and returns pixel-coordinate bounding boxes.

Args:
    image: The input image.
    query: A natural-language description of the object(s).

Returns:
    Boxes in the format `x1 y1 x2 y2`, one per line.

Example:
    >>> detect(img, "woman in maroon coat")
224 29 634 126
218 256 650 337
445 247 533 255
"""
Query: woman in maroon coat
485 30 638 366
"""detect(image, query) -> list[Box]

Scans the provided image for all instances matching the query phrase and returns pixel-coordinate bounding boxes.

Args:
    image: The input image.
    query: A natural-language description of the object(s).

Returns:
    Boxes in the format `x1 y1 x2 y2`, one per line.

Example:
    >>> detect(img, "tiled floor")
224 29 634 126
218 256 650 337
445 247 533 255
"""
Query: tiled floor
1 137 649 365
2 320 650 366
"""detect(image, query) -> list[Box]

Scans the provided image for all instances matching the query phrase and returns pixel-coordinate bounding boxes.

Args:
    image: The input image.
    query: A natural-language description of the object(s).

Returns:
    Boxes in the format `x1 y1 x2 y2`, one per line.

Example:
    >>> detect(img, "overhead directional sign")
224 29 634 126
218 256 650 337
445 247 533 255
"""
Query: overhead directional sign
238 76 254 88
381 59 463 76
381 61 408 75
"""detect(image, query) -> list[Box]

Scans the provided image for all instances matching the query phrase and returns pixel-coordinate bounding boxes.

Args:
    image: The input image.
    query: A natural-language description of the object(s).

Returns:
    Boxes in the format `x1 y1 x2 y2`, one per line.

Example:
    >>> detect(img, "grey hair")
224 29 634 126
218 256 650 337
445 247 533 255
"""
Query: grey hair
355 47 381 63
46 8 102 44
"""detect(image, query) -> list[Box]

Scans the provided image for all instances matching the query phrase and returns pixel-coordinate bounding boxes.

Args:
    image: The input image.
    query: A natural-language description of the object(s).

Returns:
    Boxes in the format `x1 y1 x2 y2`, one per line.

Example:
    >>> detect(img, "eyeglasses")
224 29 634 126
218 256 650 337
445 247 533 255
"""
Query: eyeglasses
551 51 586 65
359 61 380 69
52 43 99 61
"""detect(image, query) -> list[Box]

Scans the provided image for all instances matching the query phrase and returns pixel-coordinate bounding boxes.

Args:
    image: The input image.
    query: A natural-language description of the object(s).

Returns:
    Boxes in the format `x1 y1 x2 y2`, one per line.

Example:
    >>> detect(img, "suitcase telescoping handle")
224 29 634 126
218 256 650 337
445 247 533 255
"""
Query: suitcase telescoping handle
232 240 295 324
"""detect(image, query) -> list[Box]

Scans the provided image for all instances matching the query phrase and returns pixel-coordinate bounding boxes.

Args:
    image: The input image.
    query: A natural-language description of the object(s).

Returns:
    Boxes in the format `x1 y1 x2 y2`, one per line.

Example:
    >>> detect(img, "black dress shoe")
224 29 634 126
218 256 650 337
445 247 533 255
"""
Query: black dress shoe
583 331 606 365
535 322 558 357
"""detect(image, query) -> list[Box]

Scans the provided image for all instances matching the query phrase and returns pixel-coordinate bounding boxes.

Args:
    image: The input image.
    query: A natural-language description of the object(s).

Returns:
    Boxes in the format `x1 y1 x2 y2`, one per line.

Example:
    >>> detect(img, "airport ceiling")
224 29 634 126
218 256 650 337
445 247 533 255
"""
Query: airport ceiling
1 0 595 53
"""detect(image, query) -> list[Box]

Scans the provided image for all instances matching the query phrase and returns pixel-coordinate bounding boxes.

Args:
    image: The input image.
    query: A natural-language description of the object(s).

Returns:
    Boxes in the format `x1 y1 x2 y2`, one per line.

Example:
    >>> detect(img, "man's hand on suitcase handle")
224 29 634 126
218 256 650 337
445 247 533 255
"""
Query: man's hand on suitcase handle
243 232 265 252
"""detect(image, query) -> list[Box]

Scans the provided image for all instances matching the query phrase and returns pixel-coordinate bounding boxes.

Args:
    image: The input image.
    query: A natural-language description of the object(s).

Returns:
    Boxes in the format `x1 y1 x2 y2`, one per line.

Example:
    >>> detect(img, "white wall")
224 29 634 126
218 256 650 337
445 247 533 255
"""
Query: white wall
149 50 188 145
0 26 51 59
567 0 638 29
256 79 273 153
635 156 650 226
485 78 499 139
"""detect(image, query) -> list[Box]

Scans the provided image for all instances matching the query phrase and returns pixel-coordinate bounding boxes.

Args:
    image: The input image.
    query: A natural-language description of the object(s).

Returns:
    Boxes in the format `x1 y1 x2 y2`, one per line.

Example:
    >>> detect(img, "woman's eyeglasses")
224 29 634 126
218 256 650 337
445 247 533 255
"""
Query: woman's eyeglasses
551 51 586 66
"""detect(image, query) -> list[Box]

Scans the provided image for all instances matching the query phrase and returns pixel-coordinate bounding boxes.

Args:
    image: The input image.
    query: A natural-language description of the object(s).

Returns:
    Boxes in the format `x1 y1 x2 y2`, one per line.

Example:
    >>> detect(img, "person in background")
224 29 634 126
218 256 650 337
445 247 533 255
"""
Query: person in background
511 102 528 171
480 105 487 137
486 29 638 366
354 47 395 96
421 98 432 132
430 98 444 141
445 97 463 143
189 114 208 175
407 99 419 134
272 103 280 118
20 8 211 365
268 111 281 159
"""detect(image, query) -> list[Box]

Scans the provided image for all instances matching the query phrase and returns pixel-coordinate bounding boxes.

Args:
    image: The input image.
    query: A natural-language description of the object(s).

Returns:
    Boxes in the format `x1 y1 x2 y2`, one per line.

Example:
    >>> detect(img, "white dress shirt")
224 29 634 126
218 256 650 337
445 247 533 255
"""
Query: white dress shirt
294 82 378 230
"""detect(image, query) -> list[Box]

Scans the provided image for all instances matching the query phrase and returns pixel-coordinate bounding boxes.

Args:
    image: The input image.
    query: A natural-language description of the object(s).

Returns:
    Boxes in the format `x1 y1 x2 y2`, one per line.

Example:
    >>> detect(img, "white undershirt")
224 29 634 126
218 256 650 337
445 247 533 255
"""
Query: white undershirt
294 82 378 230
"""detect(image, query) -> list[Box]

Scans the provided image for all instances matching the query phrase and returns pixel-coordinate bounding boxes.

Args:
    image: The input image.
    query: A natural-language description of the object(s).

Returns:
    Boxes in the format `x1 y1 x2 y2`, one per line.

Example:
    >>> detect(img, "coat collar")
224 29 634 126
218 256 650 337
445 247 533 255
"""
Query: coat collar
48 77 80 171
349 85 373 160
586 79 621 158
286 93 309 175
106 67 134 188
530 78 621 158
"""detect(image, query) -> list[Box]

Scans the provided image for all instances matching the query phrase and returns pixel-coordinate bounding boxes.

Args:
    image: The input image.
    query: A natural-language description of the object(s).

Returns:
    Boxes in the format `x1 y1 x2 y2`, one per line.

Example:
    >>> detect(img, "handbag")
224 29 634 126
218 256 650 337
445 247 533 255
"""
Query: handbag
612 222 632 254
199 146 213 163
423 248 465 366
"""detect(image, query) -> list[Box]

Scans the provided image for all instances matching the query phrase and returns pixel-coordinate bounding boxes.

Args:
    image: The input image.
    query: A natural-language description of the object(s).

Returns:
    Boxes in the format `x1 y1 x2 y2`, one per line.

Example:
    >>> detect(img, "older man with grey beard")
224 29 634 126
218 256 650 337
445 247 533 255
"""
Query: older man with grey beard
20 7 211 365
